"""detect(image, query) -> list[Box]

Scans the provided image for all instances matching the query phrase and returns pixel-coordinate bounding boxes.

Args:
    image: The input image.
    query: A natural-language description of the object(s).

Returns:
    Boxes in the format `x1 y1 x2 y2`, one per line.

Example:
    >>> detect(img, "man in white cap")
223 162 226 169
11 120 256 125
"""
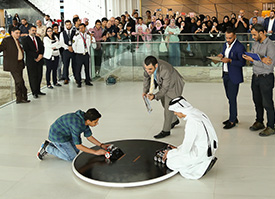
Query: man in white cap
163 96 218 179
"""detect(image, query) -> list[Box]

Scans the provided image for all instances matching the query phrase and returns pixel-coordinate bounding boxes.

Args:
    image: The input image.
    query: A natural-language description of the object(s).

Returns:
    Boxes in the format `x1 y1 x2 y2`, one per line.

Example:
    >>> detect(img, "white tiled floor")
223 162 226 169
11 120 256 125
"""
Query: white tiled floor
1 81 275 199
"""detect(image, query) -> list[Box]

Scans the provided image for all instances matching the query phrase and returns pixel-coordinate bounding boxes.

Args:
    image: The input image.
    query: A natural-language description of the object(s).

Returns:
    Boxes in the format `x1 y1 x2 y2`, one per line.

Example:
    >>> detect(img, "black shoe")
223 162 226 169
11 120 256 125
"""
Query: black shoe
249 121 265 131
16 99 31 104
33 94 39 98
77 84 81 88
54 83 62 87
223 118 239 125
85 82 93 86
47 85 53 89
37 140 50 160
154 131 170 139
223 122 236 129
171 119 180 129
38 92 46 95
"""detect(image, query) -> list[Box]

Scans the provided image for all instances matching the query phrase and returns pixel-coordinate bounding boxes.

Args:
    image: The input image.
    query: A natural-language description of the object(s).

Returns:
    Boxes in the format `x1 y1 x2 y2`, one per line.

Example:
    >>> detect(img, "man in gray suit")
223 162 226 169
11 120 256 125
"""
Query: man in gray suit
142 56 185 138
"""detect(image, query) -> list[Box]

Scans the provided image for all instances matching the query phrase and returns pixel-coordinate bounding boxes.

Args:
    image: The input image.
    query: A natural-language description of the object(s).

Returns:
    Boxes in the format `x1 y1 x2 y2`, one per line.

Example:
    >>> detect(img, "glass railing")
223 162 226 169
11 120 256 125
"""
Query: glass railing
0 33 259 106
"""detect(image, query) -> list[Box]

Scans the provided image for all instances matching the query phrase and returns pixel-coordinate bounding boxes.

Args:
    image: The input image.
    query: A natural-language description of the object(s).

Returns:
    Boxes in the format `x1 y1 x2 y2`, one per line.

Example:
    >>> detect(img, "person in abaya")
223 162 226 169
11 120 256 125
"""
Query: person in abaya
163 96 218 179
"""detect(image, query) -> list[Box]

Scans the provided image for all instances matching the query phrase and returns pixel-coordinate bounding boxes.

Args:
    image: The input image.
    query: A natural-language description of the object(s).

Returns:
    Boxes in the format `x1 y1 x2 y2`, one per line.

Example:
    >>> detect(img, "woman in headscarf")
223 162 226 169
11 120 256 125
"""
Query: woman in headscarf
151 20 164 57
219 15 233 33
164 19 181 66
163 96 218 180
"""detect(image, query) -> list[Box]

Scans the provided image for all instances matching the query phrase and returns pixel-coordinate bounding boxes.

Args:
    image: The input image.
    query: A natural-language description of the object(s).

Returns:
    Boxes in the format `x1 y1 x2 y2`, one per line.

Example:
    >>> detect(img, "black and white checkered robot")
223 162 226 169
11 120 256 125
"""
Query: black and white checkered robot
105 144 124 161
154 145 172 164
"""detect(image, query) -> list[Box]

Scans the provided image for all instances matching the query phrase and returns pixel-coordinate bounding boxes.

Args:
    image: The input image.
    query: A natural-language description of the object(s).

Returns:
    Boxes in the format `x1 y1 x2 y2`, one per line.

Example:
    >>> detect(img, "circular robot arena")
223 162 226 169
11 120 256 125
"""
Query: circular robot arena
72 139 178 187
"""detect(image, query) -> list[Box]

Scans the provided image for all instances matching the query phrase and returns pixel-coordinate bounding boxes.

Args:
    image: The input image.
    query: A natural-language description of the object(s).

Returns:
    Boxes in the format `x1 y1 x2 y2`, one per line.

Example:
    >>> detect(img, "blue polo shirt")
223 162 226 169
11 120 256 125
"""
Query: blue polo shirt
48 110 92 145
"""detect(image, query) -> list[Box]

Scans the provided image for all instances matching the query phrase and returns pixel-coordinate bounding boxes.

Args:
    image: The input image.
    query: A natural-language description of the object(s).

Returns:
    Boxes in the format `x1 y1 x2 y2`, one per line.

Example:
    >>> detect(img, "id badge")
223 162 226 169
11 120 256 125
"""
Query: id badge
52 56 54 61
68 41 72 45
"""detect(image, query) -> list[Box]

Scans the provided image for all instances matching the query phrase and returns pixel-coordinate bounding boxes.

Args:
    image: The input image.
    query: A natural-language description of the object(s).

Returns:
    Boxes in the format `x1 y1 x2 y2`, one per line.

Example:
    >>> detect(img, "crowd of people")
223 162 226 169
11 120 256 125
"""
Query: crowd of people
0 8 275 103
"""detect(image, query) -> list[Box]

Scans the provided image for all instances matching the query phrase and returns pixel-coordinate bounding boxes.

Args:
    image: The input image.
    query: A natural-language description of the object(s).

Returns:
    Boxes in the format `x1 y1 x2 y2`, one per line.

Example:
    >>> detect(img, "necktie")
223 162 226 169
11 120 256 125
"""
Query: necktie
149 74 154 94
33 37 38 52
68 30 71 40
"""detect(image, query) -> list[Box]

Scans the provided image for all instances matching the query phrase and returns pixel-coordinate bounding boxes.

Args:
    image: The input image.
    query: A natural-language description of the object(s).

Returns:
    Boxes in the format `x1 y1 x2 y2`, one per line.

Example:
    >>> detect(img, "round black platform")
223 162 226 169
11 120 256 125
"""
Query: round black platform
72 139 178 187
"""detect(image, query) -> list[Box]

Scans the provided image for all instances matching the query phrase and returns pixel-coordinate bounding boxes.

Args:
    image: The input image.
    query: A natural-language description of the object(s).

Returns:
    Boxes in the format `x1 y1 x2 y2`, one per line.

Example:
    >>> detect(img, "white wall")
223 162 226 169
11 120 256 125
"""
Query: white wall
28 0 140 27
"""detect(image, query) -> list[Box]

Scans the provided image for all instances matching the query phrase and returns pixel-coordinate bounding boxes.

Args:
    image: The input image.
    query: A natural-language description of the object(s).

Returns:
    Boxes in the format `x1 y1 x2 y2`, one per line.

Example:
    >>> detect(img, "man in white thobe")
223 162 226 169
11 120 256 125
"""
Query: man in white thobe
163 96 218 179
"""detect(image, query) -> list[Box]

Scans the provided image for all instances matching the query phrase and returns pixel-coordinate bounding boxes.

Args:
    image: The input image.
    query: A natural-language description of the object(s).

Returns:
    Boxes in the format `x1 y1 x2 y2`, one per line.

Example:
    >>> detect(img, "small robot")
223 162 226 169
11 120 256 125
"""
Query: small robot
154 145 172 164
105 144 124 161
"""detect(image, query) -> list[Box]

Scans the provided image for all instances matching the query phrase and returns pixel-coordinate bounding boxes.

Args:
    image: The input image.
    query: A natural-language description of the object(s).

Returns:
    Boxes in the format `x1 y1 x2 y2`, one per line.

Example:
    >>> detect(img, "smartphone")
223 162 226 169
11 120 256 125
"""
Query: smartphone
168 8 172 11
135 9 138 11
156 9 162 12
238 15 241 18
125 11 128 14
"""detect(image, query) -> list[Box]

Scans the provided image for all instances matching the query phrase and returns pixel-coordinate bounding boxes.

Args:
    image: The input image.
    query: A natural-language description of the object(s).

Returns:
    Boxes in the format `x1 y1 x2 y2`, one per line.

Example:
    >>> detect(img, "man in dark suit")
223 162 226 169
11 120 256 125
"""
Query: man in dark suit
218 27 246 129
59 20 77 84
263 10 275 41
0 27 30 104
143 56 185 139
22 25 45 98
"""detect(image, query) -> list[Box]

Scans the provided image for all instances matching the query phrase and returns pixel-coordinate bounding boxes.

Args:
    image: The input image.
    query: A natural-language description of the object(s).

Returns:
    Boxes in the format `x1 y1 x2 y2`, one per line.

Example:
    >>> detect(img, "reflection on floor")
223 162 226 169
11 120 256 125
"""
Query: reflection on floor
0 81 275 199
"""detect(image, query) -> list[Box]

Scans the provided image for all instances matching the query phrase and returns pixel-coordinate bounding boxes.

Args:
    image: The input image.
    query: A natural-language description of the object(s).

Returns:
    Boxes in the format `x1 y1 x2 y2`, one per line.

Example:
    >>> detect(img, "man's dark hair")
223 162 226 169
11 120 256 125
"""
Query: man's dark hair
84 108 101 121
271 10 275 14
225 27 236 34
146 10 151 14
95 19 101 25
73 17 79 24
252 16 258 20
79 23 86 28
121 14 126 18
144 56 158 66
137 17 143 21
101 17 108 22
30 25 37 29
251 23 265 33
65 20 71 24
11 27 20 32
21 18 27 21
45 15 50 18
52 24 58 29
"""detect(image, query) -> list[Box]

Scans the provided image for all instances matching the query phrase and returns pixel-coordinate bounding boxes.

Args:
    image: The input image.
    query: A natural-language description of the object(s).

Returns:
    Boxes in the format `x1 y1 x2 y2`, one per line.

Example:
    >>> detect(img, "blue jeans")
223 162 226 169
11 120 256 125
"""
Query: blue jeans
46 140 80 161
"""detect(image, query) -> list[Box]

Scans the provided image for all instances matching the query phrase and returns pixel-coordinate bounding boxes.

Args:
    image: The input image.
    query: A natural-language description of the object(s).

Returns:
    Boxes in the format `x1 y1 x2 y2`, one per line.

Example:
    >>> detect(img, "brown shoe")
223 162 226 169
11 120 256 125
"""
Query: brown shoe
64 80 69 84
249 121 265 131
259 127 275 137
16 99 31 104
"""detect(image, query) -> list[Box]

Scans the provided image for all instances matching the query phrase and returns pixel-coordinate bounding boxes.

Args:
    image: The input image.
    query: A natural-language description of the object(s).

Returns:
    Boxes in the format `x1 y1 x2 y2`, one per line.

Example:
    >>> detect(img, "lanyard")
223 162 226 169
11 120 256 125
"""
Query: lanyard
80 33 87 48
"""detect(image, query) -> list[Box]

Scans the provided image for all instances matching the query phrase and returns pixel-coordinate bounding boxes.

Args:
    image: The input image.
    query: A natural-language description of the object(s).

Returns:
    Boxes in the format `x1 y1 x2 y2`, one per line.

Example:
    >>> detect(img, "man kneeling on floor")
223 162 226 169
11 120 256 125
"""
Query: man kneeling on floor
37 108 108 161
163 96 218 179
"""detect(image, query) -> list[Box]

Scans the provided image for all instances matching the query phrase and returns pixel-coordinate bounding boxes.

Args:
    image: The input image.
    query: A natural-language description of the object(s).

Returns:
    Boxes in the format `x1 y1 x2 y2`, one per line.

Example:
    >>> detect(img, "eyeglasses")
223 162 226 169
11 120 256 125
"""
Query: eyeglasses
47 30 53 32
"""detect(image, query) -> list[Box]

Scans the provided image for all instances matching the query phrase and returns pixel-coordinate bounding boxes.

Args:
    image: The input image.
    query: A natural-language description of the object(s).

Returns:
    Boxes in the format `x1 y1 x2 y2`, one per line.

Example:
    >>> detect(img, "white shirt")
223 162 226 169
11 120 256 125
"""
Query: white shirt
72 32 91 54
223 39 237 72
135 24 147 32
268 18 275 32
43 36 61 59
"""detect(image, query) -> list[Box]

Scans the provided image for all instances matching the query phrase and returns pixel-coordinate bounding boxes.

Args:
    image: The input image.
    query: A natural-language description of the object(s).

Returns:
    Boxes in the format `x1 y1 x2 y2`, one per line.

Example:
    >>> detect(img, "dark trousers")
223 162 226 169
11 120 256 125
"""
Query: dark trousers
26 61 43 95
75 53 90 85
251 74 275 128
62 50 76 80
161 95 178 132
45 56 59 86
10 61 27 101
223 74 239 122
94 48 102 74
